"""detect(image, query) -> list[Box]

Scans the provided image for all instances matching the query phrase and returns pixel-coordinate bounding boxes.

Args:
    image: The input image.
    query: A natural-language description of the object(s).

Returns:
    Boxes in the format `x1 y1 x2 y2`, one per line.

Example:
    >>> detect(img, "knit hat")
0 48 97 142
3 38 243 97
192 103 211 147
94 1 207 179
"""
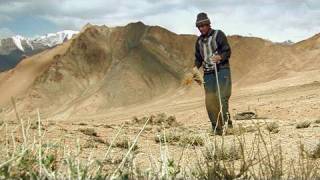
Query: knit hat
195 12 211 27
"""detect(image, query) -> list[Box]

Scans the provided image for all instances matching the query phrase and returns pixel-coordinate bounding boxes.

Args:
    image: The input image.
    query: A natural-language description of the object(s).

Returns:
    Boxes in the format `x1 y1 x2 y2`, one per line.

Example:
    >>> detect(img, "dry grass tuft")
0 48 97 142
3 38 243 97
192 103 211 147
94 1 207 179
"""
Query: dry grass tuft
1 109 320 179
182 72 194 86
155 129 204 146
224 124 258 135
302 140 320 159
133 113 180 127
314 119 320 124
114 136 139 151
182 68 203 86
83 139 98 148
79 128 98 136
78 122 88 126
234 111 256 120
155 131 181 144
296 121 311 129
30 121 45 130
266 122 280 133
205 143 242 161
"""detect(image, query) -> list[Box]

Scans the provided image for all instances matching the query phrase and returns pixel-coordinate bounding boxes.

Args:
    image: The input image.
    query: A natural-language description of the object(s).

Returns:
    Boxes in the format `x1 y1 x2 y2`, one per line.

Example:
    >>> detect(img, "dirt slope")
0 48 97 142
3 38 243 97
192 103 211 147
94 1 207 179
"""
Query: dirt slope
0 22 196 118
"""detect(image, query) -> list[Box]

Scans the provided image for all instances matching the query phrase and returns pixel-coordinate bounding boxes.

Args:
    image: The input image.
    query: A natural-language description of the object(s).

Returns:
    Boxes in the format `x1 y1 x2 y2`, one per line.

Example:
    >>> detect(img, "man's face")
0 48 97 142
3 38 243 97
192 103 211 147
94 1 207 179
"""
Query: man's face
198 24 210 35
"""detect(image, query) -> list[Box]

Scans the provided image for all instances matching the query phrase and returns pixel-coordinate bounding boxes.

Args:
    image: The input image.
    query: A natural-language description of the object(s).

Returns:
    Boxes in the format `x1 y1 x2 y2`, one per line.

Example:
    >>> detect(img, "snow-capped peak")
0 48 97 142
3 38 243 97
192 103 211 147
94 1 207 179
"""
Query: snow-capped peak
11 35 26 51
1 30 79 52
33 30 79 47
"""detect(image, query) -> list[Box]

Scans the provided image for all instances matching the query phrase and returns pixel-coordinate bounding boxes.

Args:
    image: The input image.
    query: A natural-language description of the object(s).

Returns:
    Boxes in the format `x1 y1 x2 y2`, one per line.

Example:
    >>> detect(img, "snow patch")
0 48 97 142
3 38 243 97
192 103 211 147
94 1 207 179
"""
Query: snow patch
25 39 34 50
11 35 25 51
0 30 79 52
33 30 79 47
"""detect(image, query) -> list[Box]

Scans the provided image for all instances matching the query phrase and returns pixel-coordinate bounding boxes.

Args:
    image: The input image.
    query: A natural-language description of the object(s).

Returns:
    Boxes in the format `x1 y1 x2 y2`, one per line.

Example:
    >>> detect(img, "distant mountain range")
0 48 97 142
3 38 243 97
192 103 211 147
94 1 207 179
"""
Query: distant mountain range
0 30 78 72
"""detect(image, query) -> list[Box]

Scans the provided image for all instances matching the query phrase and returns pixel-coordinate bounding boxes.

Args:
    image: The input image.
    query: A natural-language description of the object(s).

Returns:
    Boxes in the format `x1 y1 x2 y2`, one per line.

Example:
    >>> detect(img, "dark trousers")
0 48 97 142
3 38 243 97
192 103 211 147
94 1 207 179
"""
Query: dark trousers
203 67 232 130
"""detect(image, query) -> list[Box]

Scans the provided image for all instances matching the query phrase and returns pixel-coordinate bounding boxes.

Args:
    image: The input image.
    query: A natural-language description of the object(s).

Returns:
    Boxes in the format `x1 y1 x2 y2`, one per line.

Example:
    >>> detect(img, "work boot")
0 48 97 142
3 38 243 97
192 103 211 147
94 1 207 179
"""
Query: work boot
226 112 233 128
211 124 224 136
214 128 223 136
208 125 223 136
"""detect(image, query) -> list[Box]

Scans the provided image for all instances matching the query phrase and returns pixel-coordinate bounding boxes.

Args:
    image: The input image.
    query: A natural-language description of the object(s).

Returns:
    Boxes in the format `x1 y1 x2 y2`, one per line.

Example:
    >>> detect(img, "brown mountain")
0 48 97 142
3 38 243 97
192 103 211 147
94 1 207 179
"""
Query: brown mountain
0 22 319 119
0 22 196 117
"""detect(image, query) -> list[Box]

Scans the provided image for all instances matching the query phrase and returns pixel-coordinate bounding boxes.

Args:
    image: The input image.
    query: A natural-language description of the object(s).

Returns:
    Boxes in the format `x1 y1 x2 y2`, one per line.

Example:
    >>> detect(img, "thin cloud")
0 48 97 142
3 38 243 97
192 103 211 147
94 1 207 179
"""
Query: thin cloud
0 0 319 42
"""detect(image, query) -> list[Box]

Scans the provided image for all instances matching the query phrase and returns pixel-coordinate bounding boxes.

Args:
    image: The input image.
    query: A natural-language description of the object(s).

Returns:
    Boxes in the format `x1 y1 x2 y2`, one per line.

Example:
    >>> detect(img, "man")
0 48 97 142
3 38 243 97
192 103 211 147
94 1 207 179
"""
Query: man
193 12 232 135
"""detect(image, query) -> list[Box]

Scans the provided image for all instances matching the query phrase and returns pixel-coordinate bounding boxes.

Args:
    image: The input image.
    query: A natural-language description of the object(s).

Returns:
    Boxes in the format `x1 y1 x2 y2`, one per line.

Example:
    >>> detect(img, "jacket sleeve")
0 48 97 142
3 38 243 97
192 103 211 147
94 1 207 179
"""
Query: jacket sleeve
194 38 203 69
216 30 231 62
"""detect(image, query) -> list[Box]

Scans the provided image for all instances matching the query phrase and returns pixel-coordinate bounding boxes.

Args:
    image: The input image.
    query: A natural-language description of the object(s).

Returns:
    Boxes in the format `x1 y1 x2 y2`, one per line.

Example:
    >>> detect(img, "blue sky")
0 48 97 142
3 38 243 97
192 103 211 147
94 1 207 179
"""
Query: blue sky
0 0 319 42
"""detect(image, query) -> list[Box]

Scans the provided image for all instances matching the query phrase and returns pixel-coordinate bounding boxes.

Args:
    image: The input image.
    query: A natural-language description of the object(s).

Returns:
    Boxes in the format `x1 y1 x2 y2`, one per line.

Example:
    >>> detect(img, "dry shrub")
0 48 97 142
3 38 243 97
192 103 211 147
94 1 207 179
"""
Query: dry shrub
78 122 88 126
205 142 242 161
182 68 203 86
114 135 138 151
79 128 98 136
266 122 280 133
224 124 258 135
83 139 98 148
92 136 108 144
234 112 256 120
133 113 180 127
180 134 204 146
155 131 181 144
296 121 311 129
182 72 194 86
155 128 204 146
1 109 320 179
302 140 320 159
30 121 45 130
314 119 320 124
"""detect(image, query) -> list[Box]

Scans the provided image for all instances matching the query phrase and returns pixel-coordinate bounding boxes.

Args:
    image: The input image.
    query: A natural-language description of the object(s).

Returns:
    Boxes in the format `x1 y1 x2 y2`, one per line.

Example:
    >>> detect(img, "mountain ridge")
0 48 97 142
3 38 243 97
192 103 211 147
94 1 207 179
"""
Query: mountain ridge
0 21 319 119
0 30 79 72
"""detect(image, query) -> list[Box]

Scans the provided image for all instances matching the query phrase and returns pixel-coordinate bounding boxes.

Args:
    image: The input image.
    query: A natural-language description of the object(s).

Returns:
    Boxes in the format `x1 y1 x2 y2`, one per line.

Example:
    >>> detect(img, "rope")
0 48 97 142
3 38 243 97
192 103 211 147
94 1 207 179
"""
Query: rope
212 61 232 134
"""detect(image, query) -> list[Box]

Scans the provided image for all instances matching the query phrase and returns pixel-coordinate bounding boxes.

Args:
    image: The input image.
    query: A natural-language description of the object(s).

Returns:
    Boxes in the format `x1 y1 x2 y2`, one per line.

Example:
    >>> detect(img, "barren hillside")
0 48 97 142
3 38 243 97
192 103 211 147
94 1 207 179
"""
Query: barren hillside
0 22 319 120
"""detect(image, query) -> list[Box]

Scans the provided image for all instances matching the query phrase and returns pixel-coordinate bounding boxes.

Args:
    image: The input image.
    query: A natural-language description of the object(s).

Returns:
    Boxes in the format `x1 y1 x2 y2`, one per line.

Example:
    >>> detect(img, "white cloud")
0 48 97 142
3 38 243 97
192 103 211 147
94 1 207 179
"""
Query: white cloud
0 0 319 42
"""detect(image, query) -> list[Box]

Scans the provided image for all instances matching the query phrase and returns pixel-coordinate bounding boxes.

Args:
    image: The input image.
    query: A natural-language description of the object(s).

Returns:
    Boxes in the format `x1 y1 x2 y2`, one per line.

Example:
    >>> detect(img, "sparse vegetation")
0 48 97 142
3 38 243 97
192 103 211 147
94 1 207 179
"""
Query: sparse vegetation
266 122 280 133
30 121 45 130
314 119 320 124
182 68 203 86
234 111 256 120
155 130 181 144
83 138 98 148
296 121 312 129
114 136 139 151
78 122 88 126
0 110 319 179
155 129 204 146
79 128 98 136
132 113 180 127
204 141 241 161
224 124 258 135
302 140 320 159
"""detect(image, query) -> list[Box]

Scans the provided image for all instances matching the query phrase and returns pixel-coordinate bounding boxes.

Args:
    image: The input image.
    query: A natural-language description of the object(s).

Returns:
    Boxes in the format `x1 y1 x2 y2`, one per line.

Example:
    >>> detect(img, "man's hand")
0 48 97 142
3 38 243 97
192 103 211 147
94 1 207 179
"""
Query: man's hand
210 55 222 63
192 67 203 86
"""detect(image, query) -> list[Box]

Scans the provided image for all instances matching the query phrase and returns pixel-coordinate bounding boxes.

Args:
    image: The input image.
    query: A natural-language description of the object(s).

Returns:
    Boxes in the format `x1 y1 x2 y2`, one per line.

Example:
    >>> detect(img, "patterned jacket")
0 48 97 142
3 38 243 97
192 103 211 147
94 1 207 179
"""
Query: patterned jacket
194 28 231 74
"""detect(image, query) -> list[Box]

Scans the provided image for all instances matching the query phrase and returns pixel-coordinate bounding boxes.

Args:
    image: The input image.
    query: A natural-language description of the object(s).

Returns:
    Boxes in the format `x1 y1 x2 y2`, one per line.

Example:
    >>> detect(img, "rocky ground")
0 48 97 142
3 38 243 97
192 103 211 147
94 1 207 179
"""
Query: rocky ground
1 75 319 178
